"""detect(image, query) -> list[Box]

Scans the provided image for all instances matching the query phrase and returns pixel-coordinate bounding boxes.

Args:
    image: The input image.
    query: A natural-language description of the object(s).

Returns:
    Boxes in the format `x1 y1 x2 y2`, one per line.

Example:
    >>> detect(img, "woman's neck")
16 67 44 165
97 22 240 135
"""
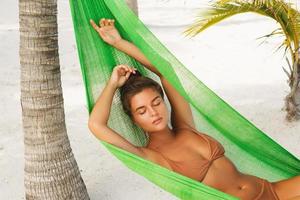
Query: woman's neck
146 125 176 151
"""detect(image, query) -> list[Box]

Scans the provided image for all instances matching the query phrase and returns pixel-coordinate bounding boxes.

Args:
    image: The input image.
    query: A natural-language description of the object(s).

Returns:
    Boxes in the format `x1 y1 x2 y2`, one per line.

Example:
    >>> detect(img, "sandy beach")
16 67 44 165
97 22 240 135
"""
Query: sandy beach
0 0 299 199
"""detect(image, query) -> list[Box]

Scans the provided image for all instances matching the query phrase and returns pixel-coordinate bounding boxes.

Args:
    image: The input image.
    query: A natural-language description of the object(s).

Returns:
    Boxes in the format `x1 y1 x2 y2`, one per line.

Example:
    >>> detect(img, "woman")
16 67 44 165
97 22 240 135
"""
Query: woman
88 18 300 200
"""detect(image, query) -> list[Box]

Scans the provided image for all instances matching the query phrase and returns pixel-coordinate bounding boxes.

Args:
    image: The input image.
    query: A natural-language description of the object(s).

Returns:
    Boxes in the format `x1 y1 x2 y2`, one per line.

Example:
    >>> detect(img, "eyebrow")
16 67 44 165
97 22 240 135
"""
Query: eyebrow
134 96 161 112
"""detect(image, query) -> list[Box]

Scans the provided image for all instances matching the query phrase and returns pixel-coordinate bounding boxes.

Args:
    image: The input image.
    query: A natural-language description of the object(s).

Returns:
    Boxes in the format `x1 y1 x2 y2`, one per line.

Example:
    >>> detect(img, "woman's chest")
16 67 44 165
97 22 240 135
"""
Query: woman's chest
168 159 210 181
149 137 213 181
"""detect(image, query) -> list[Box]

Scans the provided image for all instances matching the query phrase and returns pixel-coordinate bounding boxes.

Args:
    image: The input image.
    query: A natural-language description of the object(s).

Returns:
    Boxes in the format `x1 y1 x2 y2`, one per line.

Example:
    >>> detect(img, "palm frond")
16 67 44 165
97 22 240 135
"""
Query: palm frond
256 28 283 40
286 57 293 73
256 28 284 47
183 0 300 52
283 45 290 57
183 1 254 37
273 40 287 53
283 65 291 79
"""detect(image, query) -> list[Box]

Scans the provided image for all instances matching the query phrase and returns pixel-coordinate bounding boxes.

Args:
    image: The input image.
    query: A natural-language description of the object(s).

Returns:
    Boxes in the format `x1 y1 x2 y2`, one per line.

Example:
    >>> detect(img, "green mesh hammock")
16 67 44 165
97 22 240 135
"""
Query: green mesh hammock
69 0 300 199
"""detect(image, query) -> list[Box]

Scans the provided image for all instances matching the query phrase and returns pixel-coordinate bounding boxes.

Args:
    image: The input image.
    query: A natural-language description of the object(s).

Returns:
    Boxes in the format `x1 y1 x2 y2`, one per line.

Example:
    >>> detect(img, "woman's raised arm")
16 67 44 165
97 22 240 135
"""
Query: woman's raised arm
88 65 145 157
90 18 161 76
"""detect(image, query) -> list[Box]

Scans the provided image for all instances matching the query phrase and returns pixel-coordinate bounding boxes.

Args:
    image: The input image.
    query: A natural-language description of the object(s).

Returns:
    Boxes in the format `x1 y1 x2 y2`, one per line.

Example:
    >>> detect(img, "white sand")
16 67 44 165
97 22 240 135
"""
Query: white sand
0 0 299 199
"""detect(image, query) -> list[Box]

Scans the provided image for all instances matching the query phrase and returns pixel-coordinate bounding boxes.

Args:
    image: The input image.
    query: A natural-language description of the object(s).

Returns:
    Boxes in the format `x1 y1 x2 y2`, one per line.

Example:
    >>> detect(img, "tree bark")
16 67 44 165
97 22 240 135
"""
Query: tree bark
285 51 300 121
126 0 139 15
19 0 89 199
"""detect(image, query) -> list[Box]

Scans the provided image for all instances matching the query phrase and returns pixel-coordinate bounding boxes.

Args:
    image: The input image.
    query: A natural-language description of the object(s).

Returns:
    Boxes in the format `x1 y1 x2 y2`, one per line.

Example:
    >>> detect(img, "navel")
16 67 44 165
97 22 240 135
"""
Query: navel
238 185 246 190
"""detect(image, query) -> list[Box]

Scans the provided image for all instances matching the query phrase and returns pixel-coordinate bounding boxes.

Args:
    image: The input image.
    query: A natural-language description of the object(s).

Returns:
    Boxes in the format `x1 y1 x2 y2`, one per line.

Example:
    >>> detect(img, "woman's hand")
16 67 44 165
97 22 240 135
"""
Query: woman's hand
90 18 122 46
108 65 136 88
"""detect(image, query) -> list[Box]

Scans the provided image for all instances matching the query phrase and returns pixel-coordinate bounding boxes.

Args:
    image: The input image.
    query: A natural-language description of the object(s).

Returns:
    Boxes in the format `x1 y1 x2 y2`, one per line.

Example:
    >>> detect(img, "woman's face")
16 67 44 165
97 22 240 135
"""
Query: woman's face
130 88 169 132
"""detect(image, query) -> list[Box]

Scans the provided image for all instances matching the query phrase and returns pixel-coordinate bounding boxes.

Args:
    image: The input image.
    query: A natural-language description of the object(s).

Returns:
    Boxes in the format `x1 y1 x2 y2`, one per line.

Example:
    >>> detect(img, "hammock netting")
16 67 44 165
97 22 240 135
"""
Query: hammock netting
69 0 300 199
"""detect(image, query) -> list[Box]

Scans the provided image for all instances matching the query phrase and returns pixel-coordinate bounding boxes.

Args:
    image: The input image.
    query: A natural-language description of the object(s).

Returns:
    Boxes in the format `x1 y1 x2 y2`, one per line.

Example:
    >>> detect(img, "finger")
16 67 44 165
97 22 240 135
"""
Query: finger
102 19 107 26
110 19 115 27
129 67 134 73
125 67 131 72
119 65 129 73
104 19 109 26
118 67 126 76
116 65 123 70
110 19 115 26
121 64 129 70
125 71 131 79
128 66 135 72
108 19 113 26
126 66 134 73
118 65 130 71
90 19 100 30
100 18 105 27
121 66 135 75
126 66 132 72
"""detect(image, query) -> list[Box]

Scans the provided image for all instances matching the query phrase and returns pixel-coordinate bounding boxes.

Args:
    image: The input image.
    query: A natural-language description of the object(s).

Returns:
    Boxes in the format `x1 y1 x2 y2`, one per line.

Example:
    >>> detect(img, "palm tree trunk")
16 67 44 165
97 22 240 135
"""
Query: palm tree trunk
285 52 300 121
126 0 139 15
19 0 89 199
297 57 300 117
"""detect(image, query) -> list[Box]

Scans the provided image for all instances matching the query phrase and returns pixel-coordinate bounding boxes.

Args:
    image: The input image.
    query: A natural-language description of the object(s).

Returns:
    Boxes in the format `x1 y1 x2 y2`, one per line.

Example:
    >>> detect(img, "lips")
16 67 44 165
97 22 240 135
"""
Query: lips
152 117 162 124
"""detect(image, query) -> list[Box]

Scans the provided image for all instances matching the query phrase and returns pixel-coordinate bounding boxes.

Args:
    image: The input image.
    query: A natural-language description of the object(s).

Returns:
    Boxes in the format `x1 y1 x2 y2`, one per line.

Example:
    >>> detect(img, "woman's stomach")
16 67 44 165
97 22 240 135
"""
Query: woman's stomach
202 156 263 199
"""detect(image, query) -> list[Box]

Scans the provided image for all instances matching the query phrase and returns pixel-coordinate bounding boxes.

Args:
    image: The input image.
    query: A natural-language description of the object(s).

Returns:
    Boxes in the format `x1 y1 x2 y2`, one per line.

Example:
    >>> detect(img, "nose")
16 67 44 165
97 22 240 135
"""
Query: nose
149 106 159 116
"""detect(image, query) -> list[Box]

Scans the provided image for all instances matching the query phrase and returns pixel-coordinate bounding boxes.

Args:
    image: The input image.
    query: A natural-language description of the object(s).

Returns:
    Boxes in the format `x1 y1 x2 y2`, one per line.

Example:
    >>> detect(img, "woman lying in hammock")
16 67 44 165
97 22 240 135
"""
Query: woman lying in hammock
88 18 300 200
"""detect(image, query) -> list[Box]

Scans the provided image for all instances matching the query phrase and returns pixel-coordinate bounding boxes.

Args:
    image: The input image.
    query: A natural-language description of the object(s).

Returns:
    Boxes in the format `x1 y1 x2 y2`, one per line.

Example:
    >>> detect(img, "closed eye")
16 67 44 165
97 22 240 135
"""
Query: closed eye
139 110 146 115
138 102 160 115
154 101 161 106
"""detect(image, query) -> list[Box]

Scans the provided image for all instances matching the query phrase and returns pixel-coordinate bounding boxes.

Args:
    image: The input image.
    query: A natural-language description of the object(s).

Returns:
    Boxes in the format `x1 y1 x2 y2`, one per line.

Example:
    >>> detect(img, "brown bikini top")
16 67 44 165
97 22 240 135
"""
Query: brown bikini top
164 125 225 182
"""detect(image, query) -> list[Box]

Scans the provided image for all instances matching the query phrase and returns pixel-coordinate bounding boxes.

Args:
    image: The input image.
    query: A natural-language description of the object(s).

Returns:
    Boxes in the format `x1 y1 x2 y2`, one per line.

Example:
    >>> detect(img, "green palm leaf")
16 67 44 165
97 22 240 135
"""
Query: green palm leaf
183 0 300 61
